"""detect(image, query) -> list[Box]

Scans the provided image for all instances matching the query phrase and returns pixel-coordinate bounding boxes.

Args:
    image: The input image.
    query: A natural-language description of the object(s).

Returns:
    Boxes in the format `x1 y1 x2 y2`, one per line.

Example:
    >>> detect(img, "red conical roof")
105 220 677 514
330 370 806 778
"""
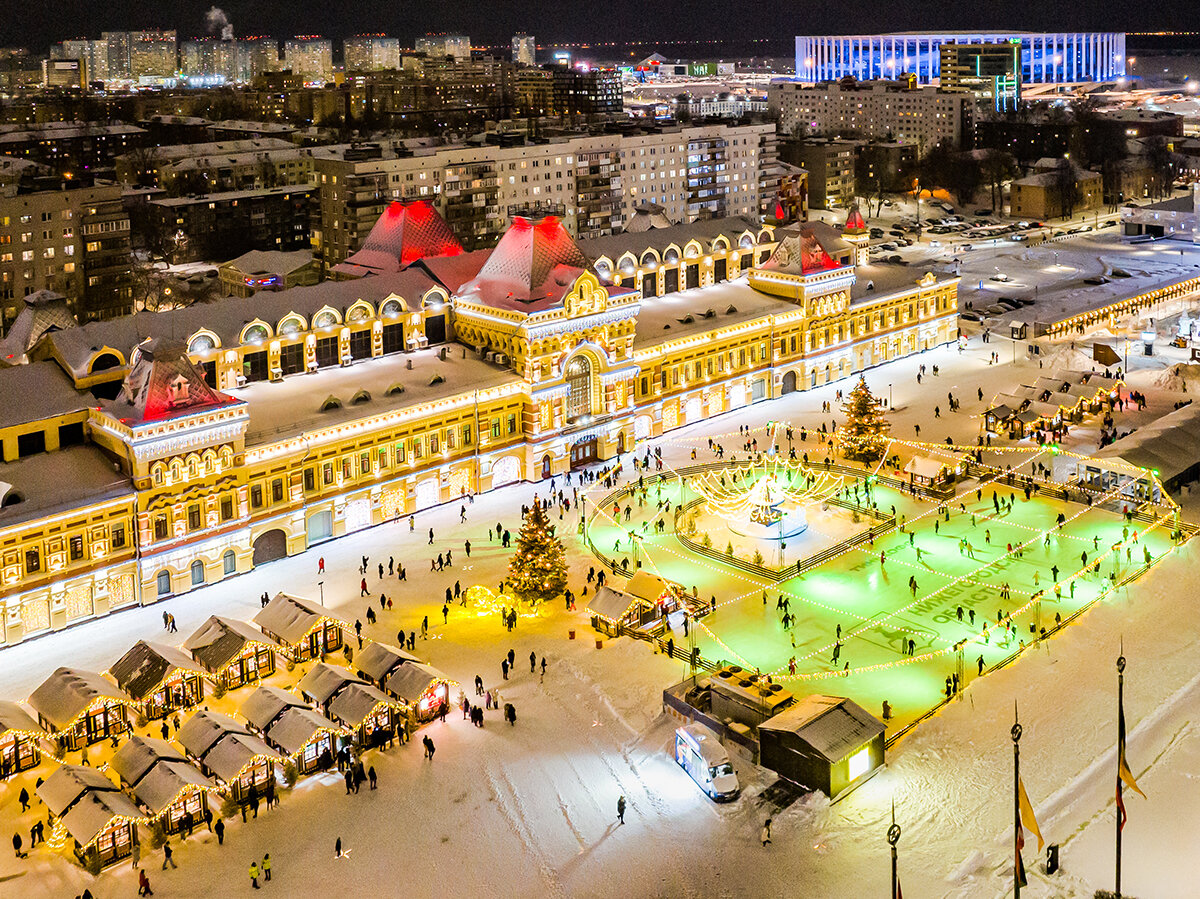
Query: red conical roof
460 216 588 308
338 201 463 276
845 205 868 234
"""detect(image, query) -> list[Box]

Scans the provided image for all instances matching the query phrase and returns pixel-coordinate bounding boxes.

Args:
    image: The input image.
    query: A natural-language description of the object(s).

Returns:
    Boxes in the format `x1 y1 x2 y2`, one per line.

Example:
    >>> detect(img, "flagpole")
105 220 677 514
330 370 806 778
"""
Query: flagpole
887 800 901 899
1116 652 1126 899
1013 703 1022 899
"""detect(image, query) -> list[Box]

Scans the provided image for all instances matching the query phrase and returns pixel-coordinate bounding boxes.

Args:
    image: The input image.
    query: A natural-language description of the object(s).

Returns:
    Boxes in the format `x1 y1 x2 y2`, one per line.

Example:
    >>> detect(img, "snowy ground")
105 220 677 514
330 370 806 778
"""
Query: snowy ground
4 337 1200 897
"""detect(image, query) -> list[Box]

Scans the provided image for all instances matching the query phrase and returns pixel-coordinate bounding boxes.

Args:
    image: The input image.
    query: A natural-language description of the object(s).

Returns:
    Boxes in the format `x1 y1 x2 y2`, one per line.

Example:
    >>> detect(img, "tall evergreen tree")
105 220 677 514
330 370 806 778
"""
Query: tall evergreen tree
839 376 890 462
507 501 568 606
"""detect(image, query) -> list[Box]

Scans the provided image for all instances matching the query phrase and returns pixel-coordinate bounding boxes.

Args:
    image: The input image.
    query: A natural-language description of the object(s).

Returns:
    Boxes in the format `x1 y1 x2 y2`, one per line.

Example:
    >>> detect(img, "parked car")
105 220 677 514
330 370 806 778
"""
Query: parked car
960 311 982 322
974 209 993 216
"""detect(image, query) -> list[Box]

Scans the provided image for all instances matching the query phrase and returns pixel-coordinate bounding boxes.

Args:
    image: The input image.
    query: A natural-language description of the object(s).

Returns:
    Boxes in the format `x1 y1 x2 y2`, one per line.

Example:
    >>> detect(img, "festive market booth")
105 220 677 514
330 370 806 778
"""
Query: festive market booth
0 700 48 778
253 593 347 663
757 694 886 800
588 571 694 635
183 616 282 691
241 685 346 774
110 736 216 836
28 668 137 751
176 710 281 805
299 662 404 748
108 641 209 720
901 454 963 490
356 641 423 690
1087 406 1200 497
378 661 455 722
38 764 145 869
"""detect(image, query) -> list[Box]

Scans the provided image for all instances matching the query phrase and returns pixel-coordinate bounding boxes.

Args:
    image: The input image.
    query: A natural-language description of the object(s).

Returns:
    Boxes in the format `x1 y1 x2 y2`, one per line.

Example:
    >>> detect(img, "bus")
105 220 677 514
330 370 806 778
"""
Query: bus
674 724 740 801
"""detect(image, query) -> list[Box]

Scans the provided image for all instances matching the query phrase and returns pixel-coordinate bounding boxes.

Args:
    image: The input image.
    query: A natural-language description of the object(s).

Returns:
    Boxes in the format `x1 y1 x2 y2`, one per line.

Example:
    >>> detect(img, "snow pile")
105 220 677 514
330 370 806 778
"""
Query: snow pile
1038 345 1095 372
1152 363 1200 393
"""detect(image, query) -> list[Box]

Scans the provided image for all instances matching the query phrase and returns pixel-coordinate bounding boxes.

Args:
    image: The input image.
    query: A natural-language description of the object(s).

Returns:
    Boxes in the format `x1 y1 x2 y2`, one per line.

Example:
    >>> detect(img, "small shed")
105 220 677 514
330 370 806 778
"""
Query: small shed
299 662 404 748
587 585 652 635
183 616 281 690
176 710 280 804
356 641 422 688
902 454 962 488
108 641 209 719
253 592 347 662
28 667 137 751
241 685 343 774
0 700 48 777
757 694 886 800
1009 320 1028 340
379 661 455 722
38 764 144 869
110 735 215 835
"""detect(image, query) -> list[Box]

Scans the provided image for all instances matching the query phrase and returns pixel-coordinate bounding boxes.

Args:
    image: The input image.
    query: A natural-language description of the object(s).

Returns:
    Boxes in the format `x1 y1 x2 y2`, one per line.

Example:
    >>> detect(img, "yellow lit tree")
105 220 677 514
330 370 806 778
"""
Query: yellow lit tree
507 502 568 606
840 376 890 462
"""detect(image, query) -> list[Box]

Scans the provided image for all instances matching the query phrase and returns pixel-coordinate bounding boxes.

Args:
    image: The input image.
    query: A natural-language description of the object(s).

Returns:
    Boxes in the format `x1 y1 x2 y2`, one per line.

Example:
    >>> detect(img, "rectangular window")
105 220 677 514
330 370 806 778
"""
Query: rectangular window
322 462 334 485
25 549 40 573
342 458 352 480
462 425 472 446
69 535 84 561
414 440 423 460
378 448 388 470
188 504 202 530
359 451 371 474
491 421 501 439
303 469 315 492
250 485 263 508
154 516 169 540
271 479 284 503
395 443 405 463
112 525 126 549
507 414 517 435
430 434 439 454
446 429 455 450
221 496 234 520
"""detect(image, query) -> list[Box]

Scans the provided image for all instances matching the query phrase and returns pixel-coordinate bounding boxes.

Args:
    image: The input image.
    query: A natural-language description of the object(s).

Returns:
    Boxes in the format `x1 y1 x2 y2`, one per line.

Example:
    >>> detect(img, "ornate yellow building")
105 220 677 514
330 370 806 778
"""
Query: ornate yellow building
0 204 957 646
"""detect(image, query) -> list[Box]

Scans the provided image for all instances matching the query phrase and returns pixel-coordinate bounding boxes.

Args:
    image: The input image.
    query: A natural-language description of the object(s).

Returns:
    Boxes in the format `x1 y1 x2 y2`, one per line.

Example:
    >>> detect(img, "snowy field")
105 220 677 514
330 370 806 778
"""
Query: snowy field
4 335 1200 897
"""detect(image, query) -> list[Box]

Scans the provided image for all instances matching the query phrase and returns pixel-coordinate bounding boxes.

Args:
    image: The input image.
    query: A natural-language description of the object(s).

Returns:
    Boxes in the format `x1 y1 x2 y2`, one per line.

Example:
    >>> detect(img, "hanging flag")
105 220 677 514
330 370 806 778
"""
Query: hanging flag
1015 825 1028 888
1117 699 1146 801
1018 777 1045 853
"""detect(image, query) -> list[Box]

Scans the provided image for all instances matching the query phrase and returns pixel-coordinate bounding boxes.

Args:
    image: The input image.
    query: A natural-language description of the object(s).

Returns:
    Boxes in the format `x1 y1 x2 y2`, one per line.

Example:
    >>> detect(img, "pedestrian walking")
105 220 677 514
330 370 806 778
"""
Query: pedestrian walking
475 674 483 695
214 818 225 845
138 869 154 896
423 735 435 760
530 650 537 673
761 818 772 847
501 659 509 680
161 840 176 869
368 766 377 790
617 795 626 824
335 837 343 858
263 852 271 881
17 787 28 812
12 832 21 858
249 860 260 889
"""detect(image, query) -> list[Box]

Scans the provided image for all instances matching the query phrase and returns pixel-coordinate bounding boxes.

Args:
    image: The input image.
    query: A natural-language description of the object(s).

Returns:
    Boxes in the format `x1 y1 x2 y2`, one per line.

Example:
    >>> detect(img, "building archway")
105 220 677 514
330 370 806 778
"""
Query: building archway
252 529 288 566
782 370 798 394
491 456 521 487
540 454 552 479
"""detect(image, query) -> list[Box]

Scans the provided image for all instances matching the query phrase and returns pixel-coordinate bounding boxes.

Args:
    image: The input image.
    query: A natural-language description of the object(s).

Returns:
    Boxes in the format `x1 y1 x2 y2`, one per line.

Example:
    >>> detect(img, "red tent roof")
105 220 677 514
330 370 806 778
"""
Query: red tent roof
844 205 867 234
459 216 588 310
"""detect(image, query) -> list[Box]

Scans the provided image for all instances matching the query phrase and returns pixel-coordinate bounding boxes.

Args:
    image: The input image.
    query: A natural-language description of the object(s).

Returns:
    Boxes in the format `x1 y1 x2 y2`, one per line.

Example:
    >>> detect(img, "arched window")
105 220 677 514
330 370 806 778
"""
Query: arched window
188 334 215 354
593 259 611 279
640 250 658 267
565 356 593 422
618 255 637 275
279 316 303 336
739 233 755 249
156 570 171 596
243 324 269 344
381 299 403 317
313 310 338 329
223 550 237 575
190 560 205 586
347 303 371 323
664 247 680 264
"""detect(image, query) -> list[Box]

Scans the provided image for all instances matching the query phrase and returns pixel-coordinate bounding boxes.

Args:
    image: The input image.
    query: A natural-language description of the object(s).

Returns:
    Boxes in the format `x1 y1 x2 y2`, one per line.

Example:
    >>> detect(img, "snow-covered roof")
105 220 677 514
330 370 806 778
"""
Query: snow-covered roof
356 641 422 684
108 640 209 701
107 337 241 425
580 215 759 263
903 455 951 479
329 682 401 728
177 709 252 759
37 764 119 816
456 215 589 312
61 787 145 847
110 735 188 785
0 700 46 738
587 585 641 620
240 685 307 732
333 200 463 278
253 592 346 645
177 710 280 782
28 668 135 731
183 616 281 674
0 445 133 529
297 662 361 706
382 661 455 703
0 291 77 365
1093 401 1200 483
679 723 730 766
625 570 677 603
264 706 344 755
759 694 885 762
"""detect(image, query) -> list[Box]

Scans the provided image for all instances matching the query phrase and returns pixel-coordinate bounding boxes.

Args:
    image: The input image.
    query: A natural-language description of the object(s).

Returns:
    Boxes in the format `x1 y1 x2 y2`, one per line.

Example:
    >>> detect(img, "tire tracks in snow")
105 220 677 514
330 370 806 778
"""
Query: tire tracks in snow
484 757 566 898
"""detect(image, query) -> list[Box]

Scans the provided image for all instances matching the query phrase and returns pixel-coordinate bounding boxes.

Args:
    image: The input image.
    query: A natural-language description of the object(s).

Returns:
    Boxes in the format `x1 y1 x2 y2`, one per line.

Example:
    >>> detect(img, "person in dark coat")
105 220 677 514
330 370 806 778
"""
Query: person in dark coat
368 766 377 790
504 703 516 726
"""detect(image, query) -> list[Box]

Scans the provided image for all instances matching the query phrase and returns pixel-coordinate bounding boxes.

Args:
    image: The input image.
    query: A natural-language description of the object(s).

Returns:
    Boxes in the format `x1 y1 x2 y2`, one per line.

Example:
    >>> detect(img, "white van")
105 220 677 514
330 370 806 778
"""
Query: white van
674 724 740 801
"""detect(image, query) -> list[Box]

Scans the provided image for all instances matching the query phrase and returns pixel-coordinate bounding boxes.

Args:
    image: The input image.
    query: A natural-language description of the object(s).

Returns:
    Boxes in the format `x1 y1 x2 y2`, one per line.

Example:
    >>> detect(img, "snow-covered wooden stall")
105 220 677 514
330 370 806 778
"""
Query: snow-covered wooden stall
183 616 282 690
110 735 216 835
241 685 346 774
108 641 209 720
253 592 347 662
299 662 404 748
377 661 455 722
176 710 281 805
38 764 144 869
0 700 48 777
28 667 137 751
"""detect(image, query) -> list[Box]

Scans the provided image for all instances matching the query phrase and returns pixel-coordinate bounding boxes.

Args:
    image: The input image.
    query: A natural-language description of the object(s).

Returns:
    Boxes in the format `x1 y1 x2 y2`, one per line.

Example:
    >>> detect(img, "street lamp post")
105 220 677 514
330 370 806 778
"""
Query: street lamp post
318 580 324 607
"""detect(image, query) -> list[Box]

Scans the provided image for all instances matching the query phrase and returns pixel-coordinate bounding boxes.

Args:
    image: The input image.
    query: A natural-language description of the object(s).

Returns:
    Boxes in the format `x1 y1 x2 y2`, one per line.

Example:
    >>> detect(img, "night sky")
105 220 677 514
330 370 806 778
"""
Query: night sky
9 1 1197 54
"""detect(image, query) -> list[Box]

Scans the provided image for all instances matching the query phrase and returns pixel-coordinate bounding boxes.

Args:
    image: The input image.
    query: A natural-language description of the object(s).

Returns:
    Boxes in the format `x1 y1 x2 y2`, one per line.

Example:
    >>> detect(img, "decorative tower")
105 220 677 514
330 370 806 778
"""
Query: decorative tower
843 204 870 266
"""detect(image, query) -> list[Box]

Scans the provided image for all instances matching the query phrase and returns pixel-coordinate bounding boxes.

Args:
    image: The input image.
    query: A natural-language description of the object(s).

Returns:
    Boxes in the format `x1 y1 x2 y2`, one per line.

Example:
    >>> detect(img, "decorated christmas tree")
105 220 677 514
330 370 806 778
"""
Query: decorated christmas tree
507 501 568 606
839 376 890 462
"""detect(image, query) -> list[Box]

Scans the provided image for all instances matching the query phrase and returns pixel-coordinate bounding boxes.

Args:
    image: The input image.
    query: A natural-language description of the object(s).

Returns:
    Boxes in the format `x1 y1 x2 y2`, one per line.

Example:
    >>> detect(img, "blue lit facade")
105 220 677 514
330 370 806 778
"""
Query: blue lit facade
794 32 1126 85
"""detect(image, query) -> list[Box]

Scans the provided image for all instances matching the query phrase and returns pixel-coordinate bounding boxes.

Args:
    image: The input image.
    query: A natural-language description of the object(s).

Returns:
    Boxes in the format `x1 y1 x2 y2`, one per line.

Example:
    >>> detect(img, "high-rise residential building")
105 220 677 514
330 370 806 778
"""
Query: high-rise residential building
310 121 775 265
938 42 1021 112
512 34 536 67
42 59 85 90
56 40 109 83
129 30 177 78
241 37 280 80
0 182 132 328
102 31 131 79
547 66 622 117
343 35 401 72
767 79 973 149
180 39 245 83
415 34 471 61
284 36 333 84
794 32 1126 85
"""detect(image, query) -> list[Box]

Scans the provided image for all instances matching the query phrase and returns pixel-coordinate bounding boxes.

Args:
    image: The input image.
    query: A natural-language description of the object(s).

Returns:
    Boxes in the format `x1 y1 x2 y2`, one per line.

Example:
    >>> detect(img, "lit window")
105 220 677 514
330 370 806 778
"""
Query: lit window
847 745 871 781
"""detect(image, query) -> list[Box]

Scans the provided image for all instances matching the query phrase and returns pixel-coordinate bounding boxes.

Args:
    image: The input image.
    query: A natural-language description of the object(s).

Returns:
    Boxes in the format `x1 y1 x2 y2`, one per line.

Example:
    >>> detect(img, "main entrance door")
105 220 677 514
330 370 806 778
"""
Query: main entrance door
570 439 598 469
252 529 288 565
